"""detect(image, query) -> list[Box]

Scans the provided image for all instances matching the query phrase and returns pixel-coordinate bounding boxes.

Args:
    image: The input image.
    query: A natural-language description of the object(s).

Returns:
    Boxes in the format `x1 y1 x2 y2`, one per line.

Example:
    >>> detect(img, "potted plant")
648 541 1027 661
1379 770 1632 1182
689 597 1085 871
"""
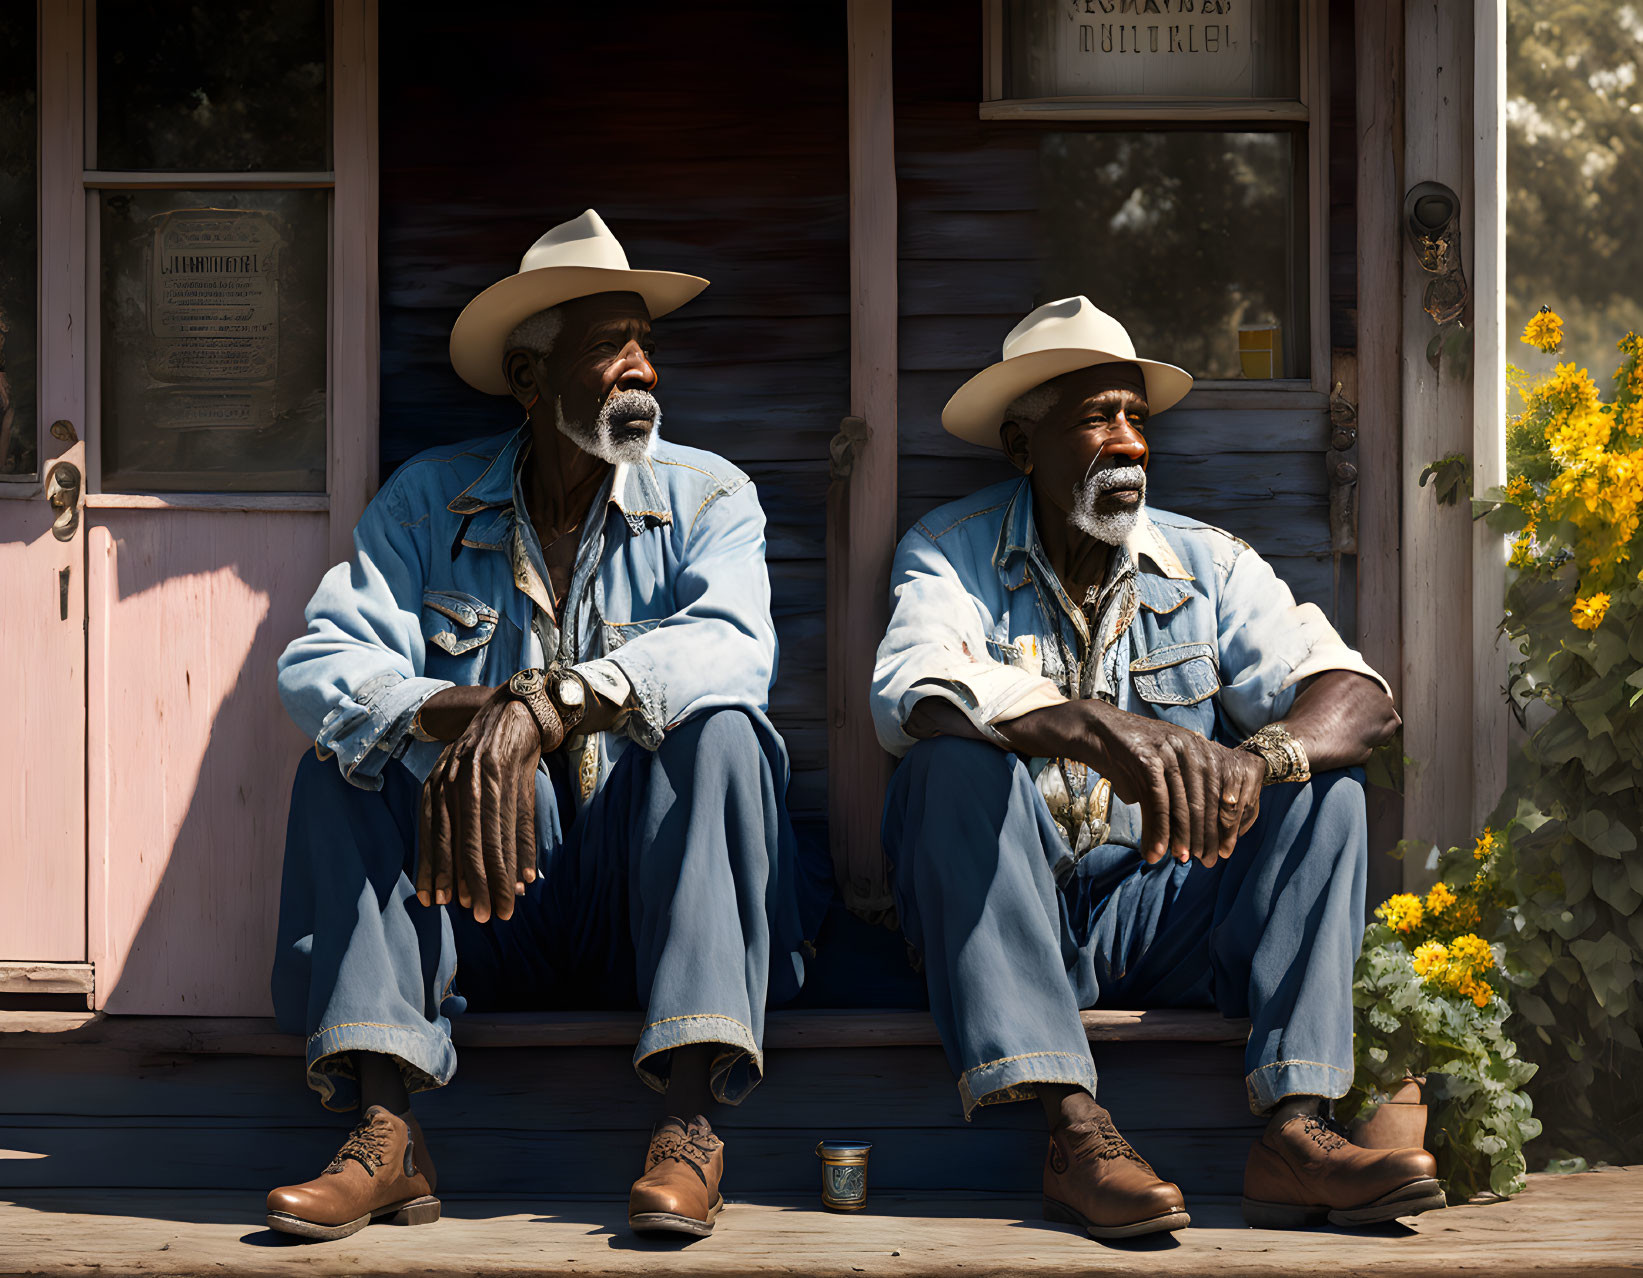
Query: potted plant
1344 831 1542 1202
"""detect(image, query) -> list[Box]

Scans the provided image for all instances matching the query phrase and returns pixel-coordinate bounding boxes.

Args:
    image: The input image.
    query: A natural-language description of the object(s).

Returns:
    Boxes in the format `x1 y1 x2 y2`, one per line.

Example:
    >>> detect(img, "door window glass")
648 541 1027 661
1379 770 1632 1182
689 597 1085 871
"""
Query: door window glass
0 4 38 478
1036 130 1306 379
95 0 330 171
1004 0 1299 99
99 189 328 491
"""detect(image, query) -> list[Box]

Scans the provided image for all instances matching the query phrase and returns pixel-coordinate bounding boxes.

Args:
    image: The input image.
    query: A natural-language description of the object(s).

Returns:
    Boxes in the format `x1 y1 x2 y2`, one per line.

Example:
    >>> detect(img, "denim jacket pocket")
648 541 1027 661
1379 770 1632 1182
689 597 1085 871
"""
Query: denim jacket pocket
421 589 498 657
1130 640 1221 707
602 616 662 653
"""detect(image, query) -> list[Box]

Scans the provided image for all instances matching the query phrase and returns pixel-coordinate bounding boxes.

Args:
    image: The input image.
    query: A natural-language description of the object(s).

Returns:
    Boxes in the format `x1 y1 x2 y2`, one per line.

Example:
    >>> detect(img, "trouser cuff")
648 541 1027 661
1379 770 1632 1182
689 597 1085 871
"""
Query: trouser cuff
1245 1059 1354 1115
633 1012 764 1107
957 1049 1098 1120
305 1019 458 1113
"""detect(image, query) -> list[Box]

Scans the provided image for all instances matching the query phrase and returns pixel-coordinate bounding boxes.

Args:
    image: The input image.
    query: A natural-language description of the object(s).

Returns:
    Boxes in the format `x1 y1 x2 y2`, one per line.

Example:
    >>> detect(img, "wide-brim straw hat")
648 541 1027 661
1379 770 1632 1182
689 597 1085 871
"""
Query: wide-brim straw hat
942 296 1194 448
449 209 709 395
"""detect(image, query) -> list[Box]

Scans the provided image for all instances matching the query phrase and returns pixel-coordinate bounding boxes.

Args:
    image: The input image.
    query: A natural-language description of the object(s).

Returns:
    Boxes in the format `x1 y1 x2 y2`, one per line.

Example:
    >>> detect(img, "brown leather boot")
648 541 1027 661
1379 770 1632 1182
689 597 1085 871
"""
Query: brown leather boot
628 1115 726 1237
1242 1105 1445 1228
266 1106 440 1241
1042 1108 1190 1240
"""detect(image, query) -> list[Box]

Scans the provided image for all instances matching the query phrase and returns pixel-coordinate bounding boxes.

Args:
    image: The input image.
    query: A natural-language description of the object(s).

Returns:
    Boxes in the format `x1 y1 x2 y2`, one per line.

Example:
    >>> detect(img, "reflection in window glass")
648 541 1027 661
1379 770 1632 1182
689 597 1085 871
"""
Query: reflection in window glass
100 189 327 492
1037 131 1306 380
0 5 37 478
1005 0 1299 99
96 0 329 172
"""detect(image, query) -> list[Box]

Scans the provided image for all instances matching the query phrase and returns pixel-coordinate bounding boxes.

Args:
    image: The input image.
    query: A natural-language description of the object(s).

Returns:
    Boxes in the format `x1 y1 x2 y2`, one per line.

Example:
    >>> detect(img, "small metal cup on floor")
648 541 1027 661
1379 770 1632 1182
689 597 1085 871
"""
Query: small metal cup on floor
815 1140 872 1211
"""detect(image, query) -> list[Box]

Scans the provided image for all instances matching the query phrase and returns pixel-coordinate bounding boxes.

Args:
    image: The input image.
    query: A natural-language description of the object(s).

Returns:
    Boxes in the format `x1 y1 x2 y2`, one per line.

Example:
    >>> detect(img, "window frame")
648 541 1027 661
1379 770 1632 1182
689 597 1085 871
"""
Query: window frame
979 0 1331 393
71 0 376 522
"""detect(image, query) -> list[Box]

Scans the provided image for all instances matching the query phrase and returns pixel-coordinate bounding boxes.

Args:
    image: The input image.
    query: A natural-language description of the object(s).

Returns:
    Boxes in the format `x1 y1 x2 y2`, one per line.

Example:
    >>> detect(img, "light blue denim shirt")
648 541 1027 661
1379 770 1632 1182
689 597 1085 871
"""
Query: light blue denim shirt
872 478 1385 852
278 424 783 806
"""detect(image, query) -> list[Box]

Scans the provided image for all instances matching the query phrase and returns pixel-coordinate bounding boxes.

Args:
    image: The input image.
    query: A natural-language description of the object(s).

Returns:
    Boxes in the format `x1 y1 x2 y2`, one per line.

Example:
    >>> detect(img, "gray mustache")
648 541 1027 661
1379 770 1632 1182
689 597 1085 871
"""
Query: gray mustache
603 389 661 422
1088 464 1147 494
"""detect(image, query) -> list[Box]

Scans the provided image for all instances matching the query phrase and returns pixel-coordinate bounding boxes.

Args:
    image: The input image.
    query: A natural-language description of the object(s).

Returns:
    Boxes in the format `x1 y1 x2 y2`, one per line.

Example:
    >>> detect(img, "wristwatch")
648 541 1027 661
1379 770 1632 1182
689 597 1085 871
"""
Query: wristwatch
545 662 588 735
506 667 564 748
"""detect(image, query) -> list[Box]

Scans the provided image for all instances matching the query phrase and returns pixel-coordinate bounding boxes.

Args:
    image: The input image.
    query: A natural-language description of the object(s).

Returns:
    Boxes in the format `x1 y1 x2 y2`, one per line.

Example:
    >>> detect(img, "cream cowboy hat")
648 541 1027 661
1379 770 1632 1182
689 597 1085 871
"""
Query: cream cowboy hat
941 296 1193 448
449 209 709 395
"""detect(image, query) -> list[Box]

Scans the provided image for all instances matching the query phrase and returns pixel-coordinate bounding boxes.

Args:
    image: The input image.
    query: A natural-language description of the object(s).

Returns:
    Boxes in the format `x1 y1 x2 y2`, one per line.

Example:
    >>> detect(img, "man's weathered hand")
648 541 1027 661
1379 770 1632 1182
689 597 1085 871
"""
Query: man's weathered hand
415 685 559 923
1075 702 1262 869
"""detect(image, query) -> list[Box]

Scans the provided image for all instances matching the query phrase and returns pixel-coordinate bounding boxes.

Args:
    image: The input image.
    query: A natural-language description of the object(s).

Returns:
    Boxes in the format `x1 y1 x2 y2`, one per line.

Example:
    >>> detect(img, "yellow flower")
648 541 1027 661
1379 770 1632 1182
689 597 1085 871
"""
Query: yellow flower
1425 881 1458 915
1571 592 1611 630
1448 933 1496 972
1377 893 1424 934
1523 307 1564 354
1412 940 1450 978
1474 829 1497 861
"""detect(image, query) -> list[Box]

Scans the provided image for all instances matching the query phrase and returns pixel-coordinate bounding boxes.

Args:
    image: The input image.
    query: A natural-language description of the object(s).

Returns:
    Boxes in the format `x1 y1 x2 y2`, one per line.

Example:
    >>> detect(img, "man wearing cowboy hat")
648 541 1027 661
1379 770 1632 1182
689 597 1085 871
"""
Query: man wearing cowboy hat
267 210 825 1241
872 297 1441 1238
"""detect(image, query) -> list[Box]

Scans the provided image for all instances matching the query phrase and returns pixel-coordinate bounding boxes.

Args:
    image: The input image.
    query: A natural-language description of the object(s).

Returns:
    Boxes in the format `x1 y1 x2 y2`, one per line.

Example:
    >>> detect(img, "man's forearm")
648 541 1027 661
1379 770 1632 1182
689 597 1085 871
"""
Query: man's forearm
905 696 1100 763
1272 670 1400 773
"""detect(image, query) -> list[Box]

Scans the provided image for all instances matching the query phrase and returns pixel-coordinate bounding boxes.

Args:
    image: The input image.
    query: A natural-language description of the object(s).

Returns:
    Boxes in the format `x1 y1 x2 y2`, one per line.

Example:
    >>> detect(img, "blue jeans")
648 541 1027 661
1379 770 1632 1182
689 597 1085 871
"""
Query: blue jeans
883 738 1367 1117
272 709 822 1111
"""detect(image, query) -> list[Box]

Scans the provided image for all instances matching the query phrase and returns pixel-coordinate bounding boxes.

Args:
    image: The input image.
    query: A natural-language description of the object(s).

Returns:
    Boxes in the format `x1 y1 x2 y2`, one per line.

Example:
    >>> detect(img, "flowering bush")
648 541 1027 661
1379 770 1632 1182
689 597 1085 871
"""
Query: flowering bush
1346 832 1540 1201
1474 313 1643 1163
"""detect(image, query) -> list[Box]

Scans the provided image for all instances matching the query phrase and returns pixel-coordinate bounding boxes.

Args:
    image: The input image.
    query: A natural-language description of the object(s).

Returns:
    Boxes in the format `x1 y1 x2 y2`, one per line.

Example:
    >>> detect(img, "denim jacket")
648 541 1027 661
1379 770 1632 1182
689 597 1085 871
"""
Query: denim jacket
872 478 1384 850
277 424 783 806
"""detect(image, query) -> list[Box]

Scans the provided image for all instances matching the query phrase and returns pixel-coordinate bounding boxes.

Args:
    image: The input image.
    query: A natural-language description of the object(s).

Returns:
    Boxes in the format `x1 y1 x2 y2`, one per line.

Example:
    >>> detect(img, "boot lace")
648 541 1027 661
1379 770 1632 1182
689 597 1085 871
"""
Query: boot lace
325 1115 395 1178
645 1119 723 1184
1298 1111 1352 1154
1064 1111 1155 1173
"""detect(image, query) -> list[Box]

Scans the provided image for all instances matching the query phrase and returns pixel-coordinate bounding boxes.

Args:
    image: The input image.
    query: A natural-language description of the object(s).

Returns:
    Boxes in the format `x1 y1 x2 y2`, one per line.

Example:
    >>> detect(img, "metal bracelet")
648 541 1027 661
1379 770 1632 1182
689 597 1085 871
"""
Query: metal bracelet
1236 723 1312 785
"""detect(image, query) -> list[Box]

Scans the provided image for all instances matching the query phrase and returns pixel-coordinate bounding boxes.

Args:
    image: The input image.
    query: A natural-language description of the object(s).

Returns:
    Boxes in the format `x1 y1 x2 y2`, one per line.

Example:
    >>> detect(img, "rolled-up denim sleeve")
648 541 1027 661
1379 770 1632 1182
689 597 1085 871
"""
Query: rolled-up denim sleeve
276 477 453 789
871 526 1059 757
602 480 777 748
1216 546 1390 739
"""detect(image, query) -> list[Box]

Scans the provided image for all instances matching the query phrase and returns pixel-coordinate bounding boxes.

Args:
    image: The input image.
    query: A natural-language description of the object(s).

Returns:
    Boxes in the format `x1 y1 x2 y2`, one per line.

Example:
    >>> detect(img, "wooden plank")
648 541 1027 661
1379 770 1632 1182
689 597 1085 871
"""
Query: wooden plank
85 512 330 1015
1307 0 1333 388
0 1123 1255 1196
0 1043 1256 1134
84 492 330 512
1400 0 1475 880
0 963 93 996
328 0 380 567
1471 0 1508 830
829 0 898 918
0 1008 1248 1054
1356 0 1406 882
2 1172 1640 1277
0 2 87 964
979 98 1313 122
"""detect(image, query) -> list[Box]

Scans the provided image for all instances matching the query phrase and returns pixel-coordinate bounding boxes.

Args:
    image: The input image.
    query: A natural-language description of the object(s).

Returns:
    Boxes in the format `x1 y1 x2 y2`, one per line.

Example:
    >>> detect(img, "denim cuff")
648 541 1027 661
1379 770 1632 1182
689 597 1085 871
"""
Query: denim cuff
314 671 453 790
957 1048 1099 1120
305 1017 459 1113
1245 1058 1355 1115
606 651 668 751
633 1012 763 1106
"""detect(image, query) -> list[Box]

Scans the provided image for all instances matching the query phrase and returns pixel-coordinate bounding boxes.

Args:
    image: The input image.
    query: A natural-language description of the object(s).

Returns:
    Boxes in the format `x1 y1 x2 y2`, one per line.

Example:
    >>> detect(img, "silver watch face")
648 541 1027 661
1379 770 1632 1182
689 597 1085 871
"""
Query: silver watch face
556 676 585 708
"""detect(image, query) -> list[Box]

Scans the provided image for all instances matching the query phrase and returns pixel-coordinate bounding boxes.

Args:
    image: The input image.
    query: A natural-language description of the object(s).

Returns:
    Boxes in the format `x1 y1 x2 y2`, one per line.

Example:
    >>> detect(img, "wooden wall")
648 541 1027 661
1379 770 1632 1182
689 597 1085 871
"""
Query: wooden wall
376 2 849 842
892 0 1345 630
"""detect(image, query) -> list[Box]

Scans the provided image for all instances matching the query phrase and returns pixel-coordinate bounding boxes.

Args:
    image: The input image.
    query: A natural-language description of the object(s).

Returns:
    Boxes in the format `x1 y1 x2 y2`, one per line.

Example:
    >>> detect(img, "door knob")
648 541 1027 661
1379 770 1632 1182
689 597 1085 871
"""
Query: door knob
46 459 81 541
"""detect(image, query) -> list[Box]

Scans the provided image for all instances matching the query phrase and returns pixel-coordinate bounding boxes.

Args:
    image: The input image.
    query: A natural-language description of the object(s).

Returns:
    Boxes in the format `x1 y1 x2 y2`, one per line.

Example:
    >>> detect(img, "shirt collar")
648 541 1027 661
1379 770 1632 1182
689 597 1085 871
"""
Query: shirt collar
446 422 673 533
992 477 1194 586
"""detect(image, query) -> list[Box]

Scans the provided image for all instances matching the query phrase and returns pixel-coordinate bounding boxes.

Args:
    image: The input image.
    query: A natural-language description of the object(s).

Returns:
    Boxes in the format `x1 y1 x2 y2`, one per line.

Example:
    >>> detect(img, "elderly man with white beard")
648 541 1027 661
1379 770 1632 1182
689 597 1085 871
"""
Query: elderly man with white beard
872 298 1443 1240
265 211 825 1242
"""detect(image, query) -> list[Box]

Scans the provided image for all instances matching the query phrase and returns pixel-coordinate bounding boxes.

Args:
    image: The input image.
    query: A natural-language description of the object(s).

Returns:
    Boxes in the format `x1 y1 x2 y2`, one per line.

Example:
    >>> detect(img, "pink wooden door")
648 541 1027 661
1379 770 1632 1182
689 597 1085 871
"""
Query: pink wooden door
0 1 378 1013
0 4 88 966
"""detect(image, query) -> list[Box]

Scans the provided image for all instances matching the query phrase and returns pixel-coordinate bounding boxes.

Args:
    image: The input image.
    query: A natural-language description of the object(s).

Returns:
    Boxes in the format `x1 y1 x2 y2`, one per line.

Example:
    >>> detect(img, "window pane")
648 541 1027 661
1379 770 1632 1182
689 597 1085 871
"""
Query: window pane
1037 131 1307 380
99 189 327 492
1005 0 1299 99
0 5 37 478
96 0 329 171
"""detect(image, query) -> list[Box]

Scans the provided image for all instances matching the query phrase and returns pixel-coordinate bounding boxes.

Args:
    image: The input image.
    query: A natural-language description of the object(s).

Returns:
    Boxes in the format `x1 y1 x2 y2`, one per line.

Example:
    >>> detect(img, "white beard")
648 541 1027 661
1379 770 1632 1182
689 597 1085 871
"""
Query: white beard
1069 464 1147 545
554 389 661 466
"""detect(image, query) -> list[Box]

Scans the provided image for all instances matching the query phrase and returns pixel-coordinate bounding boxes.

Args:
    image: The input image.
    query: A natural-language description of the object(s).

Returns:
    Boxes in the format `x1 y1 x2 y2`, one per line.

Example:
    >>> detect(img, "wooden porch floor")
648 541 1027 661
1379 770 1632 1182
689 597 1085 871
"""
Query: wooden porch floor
2 1170 1639 1278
